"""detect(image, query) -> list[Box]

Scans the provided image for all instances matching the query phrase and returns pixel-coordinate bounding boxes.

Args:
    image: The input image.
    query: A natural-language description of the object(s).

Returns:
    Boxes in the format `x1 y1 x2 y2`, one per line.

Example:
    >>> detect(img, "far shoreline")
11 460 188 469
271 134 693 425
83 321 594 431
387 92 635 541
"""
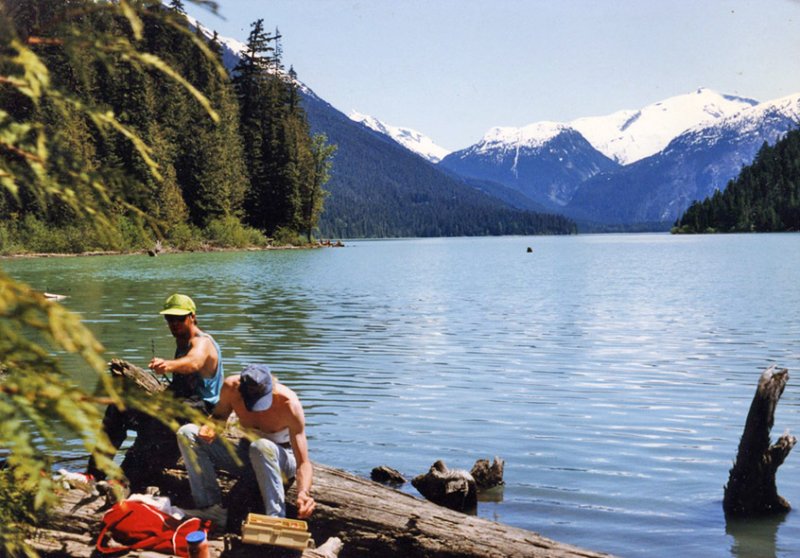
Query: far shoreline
0 241 345 261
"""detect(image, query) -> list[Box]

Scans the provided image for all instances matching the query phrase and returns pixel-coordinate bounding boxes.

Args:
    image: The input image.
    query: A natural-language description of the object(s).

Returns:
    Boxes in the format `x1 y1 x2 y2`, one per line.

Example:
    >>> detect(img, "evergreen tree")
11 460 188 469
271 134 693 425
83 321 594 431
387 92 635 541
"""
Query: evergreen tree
169 0 187 15
299 134 335 241
674 129 800 233
233 19 274 230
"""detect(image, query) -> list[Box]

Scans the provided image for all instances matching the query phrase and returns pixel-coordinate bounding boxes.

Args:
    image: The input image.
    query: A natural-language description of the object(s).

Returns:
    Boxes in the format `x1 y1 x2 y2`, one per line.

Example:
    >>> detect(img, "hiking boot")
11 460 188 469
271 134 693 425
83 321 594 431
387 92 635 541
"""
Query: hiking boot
182 503 228 529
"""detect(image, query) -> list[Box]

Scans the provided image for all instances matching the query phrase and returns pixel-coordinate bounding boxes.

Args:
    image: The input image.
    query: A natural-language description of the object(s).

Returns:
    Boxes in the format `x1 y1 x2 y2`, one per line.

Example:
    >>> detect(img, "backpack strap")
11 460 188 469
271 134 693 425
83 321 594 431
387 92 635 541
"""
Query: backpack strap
96 508 132 554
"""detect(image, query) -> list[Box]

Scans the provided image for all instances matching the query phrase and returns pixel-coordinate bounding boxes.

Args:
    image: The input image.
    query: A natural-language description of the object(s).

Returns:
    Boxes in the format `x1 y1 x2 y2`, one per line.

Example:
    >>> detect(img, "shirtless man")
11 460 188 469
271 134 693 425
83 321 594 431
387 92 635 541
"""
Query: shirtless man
177 364 315 526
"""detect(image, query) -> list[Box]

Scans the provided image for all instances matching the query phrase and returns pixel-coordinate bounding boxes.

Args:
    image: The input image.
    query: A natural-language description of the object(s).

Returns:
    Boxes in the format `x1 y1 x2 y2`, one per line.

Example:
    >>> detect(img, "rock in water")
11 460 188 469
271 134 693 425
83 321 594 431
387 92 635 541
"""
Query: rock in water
371 465 407 485
411 460 477 513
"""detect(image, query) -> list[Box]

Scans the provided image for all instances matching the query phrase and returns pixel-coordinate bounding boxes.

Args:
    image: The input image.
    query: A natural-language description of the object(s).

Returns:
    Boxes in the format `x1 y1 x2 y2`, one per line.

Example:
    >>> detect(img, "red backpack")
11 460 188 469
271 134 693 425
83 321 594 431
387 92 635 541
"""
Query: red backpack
96 500 210 556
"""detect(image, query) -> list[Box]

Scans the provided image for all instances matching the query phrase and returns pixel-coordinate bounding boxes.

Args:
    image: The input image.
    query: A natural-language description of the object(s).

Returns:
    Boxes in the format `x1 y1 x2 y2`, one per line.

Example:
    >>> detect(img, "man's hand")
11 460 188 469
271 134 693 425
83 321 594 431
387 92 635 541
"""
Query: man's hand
149 357 169 374
198 423 216 444
296 490 315 519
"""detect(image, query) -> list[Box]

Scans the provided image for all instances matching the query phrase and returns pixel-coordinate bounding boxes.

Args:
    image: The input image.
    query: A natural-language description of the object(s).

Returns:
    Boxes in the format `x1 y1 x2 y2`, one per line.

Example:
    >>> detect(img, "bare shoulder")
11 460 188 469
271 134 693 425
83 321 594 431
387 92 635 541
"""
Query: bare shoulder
191 333 216 353
223 374 241 388
275 382 305 420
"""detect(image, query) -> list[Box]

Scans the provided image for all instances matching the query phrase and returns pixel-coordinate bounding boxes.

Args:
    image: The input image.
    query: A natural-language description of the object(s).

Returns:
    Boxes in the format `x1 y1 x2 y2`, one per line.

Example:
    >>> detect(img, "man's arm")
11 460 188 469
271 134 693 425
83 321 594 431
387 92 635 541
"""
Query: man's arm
288 398 315 519
197 378 237 443
149 335 218 377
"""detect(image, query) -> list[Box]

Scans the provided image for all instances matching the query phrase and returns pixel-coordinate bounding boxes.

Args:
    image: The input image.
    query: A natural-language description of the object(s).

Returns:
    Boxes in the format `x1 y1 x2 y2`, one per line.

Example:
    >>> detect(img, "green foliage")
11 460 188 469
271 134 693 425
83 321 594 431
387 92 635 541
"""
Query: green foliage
204 215 267 248
167 221 203 251
674 130 800 234
272 225 304 246
115 213 155 251
0 1 237 555
0 469 40 558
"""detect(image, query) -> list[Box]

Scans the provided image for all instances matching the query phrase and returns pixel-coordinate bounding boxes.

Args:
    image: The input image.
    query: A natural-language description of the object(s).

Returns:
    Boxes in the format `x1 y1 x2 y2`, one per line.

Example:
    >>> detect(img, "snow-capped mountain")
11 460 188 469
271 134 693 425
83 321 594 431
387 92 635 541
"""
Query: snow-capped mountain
570 88 758 164
566 92 800 224
353 88 759 168
438 89 800 224
349 111 450 164
439 125 619 208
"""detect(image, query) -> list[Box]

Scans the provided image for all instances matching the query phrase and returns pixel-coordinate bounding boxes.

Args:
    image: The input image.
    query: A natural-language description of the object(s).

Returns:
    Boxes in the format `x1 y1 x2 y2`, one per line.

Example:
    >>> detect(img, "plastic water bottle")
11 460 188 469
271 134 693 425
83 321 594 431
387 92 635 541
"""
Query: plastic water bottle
186 530 210 558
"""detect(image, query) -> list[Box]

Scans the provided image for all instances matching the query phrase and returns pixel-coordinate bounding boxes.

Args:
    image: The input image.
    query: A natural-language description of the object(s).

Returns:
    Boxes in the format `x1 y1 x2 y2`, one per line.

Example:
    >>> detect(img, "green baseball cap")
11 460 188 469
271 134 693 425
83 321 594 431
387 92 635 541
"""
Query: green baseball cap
159 293 196 316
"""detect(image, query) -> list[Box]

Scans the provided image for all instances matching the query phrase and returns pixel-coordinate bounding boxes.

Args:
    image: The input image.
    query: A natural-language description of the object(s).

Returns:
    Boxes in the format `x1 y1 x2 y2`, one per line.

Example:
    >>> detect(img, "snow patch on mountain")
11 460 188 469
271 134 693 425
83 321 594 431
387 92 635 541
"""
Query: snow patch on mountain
476 121 570 153
570 88 758 164
185 14 246 57
349 111 450 163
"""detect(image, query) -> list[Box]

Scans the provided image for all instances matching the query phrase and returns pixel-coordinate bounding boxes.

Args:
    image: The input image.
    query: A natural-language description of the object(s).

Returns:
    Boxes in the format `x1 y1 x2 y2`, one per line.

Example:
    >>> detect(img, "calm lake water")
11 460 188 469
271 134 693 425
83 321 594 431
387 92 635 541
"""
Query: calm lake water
3 233 800 558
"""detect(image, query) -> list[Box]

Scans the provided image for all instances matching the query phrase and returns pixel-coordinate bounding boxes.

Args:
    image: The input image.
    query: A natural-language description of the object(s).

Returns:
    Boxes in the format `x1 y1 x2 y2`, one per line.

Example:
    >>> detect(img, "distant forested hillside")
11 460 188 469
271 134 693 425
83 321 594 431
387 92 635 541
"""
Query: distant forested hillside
673 129 800 233
302 93 577 238
2 0 574 254
1 0 330 253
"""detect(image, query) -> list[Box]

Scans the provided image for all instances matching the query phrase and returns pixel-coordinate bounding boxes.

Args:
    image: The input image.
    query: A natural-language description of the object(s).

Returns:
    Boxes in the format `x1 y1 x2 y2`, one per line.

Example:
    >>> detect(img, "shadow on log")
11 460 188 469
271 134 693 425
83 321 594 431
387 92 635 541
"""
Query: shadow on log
723 365 797 517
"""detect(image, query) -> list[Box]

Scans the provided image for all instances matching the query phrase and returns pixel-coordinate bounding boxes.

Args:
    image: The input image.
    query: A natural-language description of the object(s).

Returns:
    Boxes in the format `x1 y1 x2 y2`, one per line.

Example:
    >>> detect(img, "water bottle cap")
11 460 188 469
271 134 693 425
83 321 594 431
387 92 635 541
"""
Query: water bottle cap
186 530 206 544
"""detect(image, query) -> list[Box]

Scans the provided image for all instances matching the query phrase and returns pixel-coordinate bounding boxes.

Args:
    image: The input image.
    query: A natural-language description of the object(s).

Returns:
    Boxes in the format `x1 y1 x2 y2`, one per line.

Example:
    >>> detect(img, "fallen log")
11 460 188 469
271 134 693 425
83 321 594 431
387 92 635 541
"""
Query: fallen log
723 365 797 516
305 462 614 558
35 360 615 557
31 461 614 558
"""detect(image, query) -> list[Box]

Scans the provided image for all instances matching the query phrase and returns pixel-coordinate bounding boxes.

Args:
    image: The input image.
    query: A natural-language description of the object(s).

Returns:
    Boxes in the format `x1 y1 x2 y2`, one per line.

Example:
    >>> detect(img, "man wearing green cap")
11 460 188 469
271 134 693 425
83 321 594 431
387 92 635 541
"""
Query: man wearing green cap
149 293 223 410
87 293 223 490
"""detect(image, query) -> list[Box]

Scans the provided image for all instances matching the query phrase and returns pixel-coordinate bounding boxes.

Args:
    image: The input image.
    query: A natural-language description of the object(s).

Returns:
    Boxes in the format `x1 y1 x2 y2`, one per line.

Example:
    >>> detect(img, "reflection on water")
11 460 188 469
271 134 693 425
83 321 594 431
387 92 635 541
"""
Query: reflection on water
4 233 800 558
726 514 785 558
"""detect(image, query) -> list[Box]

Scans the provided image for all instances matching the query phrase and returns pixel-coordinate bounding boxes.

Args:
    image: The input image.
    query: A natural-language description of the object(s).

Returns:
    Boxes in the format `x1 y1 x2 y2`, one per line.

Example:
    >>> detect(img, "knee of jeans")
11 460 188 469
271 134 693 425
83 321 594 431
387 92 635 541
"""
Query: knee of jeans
249 438 279 463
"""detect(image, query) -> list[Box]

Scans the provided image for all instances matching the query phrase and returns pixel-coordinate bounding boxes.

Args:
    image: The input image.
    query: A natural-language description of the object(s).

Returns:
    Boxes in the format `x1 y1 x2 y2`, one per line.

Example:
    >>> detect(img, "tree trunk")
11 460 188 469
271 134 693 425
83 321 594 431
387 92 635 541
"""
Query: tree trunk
723 365 797 516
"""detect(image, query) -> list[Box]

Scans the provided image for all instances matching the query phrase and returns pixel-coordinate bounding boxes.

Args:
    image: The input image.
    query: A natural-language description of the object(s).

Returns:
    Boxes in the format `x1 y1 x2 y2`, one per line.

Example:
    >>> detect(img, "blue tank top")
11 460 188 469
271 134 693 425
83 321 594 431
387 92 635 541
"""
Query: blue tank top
171 332 223 407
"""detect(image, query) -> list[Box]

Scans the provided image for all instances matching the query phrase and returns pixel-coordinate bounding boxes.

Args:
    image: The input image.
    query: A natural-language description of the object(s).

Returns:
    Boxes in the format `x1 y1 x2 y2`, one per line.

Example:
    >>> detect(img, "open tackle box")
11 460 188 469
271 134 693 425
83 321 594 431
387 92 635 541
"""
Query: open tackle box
241 513 312 551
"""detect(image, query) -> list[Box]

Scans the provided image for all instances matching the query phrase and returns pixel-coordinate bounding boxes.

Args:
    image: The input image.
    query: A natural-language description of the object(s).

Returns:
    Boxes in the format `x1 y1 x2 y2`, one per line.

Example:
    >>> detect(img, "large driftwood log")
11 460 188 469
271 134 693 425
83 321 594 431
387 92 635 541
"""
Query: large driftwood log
723 365 797 516
36 360 614 557
302 462 614 558
32 461 614 558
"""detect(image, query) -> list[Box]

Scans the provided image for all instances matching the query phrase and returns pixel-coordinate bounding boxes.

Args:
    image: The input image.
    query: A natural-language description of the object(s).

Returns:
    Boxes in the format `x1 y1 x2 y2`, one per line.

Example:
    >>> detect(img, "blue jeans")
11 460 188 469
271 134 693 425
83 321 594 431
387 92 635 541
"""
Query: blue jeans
177 423 297 517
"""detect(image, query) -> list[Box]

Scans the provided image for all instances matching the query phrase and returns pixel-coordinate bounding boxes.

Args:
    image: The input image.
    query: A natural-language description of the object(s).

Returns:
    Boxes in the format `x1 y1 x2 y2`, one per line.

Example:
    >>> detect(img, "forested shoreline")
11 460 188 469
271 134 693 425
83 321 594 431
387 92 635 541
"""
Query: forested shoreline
673 128 800 234
1 0 333 255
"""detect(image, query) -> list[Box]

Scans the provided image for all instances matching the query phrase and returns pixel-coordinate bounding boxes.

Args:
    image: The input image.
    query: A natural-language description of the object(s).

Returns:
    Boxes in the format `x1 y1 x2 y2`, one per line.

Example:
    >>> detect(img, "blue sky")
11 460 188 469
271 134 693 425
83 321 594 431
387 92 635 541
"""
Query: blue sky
186 0 800 151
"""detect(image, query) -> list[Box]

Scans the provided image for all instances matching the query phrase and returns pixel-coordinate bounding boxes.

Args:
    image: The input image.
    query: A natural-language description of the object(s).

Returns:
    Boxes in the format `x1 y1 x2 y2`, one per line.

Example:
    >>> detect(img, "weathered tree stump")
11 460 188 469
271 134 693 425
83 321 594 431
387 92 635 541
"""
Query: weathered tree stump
109 358 166 395
723 365 797 516
471 457 505 489
411 460 478 513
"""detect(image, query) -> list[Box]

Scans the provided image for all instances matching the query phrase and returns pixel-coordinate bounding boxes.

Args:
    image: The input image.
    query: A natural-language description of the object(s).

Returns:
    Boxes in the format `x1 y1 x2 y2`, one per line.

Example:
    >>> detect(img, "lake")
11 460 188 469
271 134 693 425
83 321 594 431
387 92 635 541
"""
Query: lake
3 233 799 558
